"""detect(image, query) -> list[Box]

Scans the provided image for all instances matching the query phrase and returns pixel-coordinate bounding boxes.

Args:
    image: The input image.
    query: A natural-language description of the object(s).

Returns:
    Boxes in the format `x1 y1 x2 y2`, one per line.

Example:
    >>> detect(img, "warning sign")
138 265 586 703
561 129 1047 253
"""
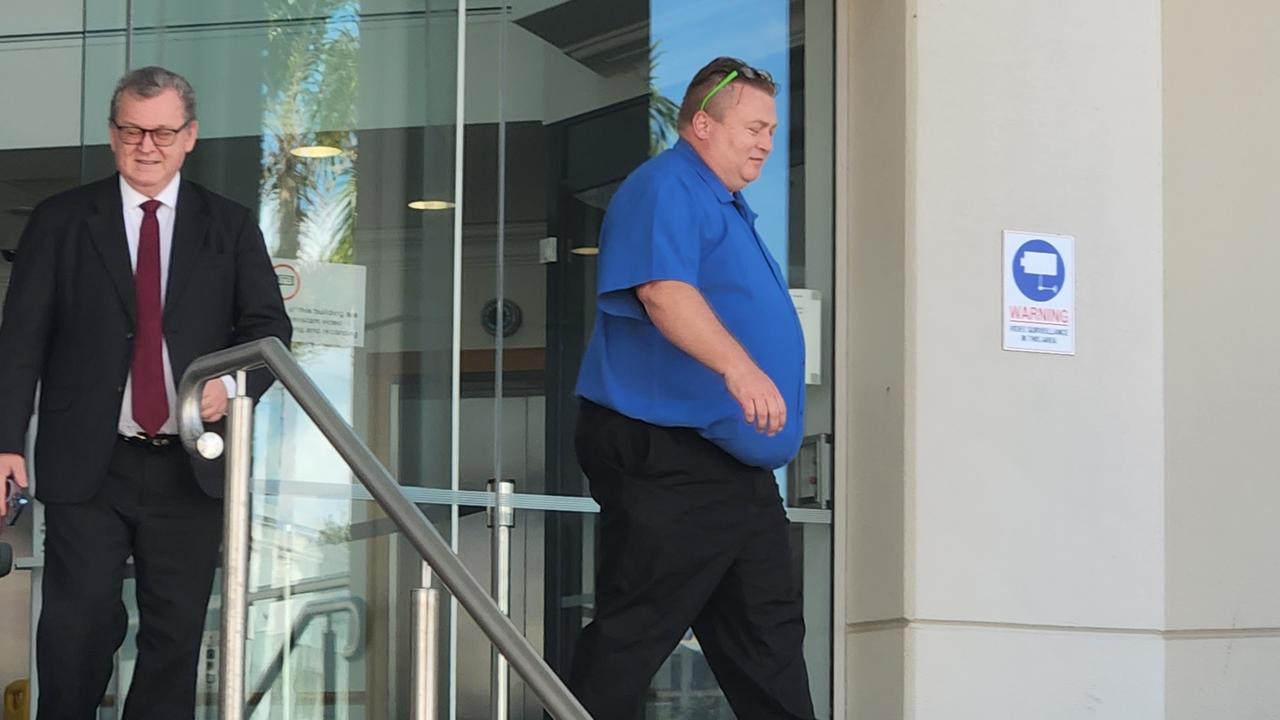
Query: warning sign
1002 230 1074 355
273 259 366 348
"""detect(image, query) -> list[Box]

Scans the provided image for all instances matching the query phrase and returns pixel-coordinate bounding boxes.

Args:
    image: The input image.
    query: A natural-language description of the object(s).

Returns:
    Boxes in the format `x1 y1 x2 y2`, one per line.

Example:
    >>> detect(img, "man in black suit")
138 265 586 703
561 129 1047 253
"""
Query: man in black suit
0 66 291 719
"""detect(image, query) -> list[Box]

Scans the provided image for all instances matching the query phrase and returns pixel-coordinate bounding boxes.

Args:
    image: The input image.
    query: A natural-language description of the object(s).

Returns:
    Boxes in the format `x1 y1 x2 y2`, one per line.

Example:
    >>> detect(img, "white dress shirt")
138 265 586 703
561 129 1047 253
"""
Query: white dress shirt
118 174 182 436
117 176 236 436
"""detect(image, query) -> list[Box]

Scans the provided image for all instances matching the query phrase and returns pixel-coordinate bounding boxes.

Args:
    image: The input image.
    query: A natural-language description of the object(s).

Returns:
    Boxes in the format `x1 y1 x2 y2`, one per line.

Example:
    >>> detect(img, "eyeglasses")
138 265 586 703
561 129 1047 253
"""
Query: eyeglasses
111 120 192 147
698 64 775 112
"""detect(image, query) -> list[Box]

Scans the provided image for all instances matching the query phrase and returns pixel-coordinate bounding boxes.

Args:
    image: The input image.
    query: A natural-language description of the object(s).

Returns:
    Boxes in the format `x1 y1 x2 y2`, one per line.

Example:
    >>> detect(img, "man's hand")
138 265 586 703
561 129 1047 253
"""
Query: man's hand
724 362 786 435
201 380 229 422
636 281 789 436
0 453 28 520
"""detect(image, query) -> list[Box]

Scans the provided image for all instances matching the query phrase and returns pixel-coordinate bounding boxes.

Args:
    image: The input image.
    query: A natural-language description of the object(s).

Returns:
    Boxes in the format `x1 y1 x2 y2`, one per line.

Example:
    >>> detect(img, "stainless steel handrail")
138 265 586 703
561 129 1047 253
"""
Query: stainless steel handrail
177 337 590 720
246 597 366 717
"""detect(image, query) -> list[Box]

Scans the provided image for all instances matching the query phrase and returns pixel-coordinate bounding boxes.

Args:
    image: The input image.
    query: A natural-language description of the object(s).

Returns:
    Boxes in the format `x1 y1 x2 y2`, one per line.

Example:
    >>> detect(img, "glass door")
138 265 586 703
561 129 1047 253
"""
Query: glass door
458 1 837 718
77 1 467 717
16 0 835 717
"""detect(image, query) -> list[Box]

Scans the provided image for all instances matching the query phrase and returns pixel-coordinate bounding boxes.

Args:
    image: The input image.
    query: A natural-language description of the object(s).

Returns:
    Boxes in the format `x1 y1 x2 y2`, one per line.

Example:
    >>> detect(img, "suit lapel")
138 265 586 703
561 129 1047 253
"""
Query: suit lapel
165 180 210 322
86 176 136 322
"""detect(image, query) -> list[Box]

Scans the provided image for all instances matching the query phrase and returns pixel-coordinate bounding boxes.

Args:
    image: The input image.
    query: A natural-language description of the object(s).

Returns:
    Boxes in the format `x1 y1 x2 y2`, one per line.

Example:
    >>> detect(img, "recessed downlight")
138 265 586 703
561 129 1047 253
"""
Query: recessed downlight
290 145 343 158
408 200 456 211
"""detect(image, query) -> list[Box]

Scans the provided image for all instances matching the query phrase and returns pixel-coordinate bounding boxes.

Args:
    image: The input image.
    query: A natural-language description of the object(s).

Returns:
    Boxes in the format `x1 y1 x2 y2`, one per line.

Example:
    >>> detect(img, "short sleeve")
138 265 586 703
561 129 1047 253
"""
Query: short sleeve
595 172 702 320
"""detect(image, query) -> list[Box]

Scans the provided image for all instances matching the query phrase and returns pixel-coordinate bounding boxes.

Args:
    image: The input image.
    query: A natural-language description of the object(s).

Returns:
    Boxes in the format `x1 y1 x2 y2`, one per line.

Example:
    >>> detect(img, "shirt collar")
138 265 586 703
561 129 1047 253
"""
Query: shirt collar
673 139 735 205
119 172 182 212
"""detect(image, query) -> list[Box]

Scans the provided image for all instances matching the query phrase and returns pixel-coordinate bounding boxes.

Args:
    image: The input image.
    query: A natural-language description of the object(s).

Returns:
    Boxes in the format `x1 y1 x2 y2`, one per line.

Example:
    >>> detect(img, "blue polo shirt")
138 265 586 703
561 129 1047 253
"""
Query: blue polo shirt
575 139 805 470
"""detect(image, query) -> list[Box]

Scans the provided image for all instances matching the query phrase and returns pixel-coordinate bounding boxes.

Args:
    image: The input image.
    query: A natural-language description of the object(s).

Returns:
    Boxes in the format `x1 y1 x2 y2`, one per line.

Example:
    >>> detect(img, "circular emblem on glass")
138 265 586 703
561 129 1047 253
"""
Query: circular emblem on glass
481 299 522 338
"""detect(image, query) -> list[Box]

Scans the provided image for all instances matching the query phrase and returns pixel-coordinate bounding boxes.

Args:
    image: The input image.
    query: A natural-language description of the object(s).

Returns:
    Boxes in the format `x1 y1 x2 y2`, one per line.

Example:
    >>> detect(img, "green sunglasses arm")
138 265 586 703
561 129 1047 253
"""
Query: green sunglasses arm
699 70 740 112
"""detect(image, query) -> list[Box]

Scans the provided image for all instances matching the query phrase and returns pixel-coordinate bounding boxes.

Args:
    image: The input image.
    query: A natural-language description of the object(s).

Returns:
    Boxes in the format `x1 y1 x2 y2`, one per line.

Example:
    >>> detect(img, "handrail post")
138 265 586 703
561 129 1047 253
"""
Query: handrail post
220 370 253 720
322 618 338 720
489 479 515 720
178 340 593 720
412 562 440 720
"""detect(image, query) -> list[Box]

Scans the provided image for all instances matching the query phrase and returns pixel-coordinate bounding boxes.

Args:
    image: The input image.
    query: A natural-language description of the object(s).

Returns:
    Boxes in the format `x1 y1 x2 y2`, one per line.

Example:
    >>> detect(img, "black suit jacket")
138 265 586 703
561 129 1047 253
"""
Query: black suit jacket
0 175 292 502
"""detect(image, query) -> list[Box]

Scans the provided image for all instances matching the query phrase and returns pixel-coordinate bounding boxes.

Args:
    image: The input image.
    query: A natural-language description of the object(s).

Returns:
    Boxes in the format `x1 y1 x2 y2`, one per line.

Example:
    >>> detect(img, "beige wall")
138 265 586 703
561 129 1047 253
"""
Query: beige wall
910 0 1164 628
1163 1 1280 716
843 0 908 713
844 0 1166 717
910 0 1165 715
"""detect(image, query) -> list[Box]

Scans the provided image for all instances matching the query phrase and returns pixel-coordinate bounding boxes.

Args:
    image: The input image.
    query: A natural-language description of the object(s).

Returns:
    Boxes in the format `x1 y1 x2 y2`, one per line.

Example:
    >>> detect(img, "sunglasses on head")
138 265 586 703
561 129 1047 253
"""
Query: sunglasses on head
698 64 775 112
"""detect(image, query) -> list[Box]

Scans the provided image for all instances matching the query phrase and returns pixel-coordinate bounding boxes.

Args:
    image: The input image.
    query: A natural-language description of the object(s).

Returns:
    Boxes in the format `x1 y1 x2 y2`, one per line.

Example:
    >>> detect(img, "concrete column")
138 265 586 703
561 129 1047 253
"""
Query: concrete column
1164 2 1280 717
841 0 908 713
842 1 1165 717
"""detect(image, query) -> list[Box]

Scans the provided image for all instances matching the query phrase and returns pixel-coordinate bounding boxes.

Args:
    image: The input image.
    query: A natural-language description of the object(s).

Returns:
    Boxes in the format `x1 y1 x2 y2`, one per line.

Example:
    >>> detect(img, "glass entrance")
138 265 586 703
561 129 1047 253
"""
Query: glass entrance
3 0 835 717
464 1 837 718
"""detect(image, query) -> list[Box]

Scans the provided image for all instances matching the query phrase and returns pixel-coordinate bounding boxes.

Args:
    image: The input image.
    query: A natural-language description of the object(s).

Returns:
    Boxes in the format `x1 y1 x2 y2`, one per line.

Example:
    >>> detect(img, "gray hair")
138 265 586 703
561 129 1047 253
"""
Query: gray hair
109 66 198 124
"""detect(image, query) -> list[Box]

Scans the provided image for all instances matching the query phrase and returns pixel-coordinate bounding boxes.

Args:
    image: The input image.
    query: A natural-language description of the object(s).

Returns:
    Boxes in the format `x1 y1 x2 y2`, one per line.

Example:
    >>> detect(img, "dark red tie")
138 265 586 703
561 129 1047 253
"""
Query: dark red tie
132 199 168 434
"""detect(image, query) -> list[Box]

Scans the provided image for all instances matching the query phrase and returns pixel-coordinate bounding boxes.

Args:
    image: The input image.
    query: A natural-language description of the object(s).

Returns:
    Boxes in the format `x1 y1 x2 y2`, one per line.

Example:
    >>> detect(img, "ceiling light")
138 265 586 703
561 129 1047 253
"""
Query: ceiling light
569 246 599 256
290 145 343 158
408 200 456 211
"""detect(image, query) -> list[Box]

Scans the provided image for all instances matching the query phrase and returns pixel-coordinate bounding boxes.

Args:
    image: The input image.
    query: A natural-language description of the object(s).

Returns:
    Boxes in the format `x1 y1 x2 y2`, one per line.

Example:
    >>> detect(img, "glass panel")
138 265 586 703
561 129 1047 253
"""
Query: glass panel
2 3 93 715
79 0 464 716
227 480 457 720
453 507 597 719
1 0 89 279
6 0 837 717
472 11 650 713
238 486 438 720
481 0 837 717
81 1 127 182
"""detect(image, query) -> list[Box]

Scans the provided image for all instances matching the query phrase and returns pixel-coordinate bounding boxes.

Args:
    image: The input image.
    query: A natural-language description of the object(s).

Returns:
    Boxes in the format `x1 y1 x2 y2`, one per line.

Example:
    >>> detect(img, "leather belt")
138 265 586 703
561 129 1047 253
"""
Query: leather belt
119 433 180 448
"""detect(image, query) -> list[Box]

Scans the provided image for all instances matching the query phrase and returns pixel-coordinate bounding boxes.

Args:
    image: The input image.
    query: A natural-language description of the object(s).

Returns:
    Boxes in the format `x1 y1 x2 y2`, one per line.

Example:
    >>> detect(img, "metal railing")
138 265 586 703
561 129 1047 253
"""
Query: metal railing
176 337 590 720
246 597 365 717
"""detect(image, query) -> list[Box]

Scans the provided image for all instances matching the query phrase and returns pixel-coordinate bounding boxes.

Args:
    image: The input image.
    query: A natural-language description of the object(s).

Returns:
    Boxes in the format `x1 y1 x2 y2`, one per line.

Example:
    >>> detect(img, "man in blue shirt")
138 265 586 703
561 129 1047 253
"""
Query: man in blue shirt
571 57 815 720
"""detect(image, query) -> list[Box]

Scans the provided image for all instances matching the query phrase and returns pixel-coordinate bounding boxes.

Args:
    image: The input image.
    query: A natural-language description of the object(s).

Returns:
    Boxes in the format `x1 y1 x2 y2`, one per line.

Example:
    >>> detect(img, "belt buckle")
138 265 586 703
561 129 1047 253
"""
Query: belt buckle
131 433 171 448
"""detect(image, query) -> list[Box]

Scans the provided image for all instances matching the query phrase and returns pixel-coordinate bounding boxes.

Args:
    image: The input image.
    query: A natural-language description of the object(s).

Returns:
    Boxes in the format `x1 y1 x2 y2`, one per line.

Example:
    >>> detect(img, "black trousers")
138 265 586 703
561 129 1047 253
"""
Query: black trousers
569 401 817 720
37 437 222 720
